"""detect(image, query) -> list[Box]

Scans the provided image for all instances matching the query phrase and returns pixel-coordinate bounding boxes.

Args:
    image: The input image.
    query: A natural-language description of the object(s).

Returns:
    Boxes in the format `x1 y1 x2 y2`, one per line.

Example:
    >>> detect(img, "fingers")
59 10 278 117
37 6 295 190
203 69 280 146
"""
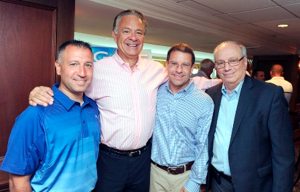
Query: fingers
29 86 54 107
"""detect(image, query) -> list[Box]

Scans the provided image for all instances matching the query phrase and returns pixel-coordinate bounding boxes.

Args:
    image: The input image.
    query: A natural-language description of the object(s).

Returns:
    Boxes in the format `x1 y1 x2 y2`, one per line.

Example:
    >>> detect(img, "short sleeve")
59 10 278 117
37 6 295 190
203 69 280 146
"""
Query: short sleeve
0 106 46 175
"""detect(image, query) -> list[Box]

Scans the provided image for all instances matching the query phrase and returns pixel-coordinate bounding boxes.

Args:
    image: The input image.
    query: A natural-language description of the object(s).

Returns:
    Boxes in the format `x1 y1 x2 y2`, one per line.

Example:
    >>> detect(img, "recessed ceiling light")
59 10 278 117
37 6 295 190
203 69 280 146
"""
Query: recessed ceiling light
277 24 288 28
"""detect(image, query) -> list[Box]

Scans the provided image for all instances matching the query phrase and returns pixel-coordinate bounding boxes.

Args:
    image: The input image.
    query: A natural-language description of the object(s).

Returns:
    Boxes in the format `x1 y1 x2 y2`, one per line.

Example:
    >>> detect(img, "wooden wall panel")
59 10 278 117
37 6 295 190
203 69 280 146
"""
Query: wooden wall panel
0 0 75 190
0 0 56 156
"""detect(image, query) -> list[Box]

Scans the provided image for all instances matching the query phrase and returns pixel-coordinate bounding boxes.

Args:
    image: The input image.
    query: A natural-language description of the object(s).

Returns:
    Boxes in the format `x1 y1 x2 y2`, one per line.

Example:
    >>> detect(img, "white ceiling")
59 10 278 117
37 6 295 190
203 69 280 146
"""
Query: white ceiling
75 0 300 57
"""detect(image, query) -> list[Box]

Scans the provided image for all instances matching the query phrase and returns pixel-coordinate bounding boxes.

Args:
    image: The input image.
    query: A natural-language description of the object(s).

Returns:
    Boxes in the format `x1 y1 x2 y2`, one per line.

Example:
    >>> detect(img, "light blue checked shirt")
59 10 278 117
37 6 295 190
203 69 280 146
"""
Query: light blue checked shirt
151 81 214 192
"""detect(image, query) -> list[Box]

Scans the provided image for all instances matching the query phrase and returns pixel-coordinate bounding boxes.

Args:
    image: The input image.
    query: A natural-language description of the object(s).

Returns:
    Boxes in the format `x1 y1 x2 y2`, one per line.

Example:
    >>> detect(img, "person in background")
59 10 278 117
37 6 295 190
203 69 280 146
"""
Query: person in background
150 43 214 192
206 41 294 192
192 58 215 79
252 69 265 81
266 64 293 103
27 10 221 192
0 40 100 192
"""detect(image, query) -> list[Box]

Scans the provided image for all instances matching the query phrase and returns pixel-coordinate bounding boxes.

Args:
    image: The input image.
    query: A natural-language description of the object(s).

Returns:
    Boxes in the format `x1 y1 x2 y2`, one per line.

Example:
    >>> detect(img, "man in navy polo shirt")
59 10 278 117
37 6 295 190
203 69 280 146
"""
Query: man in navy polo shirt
0 40 100 192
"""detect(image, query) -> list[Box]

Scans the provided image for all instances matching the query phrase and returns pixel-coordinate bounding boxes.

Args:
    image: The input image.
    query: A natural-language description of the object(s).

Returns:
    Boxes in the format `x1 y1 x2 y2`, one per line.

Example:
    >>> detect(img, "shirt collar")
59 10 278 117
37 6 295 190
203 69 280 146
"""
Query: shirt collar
164 79 193 94
113 52 141 70
53 83 91 111
221 79 244 97
271 76 284 80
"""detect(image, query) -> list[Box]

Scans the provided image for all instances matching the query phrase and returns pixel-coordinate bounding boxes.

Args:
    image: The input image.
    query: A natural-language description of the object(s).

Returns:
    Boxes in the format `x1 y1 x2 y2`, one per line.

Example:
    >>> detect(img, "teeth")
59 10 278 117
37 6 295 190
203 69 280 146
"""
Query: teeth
126 43 138 47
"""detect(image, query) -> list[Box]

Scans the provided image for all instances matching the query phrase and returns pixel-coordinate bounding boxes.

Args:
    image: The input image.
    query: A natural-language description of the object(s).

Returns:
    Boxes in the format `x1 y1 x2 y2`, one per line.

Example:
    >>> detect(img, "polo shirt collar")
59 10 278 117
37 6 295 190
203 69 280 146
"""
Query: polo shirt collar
53 83 91 111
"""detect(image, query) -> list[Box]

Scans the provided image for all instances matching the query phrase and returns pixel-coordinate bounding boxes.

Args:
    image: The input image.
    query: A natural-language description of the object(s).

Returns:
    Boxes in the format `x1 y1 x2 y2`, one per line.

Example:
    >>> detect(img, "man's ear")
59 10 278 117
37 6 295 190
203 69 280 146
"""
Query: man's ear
55 62 61 76
165 60 169 67
112 31 117 43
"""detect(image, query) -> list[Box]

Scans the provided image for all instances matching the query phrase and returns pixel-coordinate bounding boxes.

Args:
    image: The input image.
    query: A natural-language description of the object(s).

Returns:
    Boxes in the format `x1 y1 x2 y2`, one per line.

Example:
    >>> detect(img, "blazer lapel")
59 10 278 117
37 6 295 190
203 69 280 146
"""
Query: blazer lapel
230 76 254 144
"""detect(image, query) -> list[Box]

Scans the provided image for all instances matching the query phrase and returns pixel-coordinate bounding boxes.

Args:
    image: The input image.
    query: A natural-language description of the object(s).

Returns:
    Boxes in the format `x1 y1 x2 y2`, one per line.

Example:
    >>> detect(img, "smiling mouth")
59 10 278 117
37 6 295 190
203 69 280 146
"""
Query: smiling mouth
126 43 139 47
172 74 185 79
223 73 234 77
74 79 87 84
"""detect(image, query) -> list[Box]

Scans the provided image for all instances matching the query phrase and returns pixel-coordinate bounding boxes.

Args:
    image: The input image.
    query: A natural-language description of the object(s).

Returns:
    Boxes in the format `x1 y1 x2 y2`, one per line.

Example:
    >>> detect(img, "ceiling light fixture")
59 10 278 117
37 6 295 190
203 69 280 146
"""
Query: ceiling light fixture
277 24 288 28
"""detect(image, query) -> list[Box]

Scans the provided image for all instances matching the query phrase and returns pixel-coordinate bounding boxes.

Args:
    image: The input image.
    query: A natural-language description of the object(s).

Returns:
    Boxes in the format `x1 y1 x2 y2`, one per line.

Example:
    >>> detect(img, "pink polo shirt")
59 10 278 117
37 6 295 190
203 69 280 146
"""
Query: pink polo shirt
86 53 167 150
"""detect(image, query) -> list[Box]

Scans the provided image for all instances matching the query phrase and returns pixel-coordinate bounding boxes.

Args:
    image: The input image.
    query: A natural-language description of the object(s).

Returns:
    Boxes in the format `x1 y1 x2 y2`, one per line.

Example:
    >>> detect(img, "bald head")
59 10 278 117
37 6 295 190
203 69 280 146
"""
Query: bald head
270 64 283 77
213 40 248 91
214 41 247 59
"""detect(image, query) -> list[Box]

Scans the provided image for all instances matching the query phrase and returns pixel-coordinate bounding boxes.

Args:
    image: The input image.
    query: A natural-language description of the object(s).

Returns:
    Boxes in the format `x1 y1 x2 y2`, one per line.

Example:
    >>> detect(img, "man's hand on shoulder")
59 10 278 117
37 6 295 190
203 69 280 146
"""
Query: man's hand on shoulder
29 86 54 107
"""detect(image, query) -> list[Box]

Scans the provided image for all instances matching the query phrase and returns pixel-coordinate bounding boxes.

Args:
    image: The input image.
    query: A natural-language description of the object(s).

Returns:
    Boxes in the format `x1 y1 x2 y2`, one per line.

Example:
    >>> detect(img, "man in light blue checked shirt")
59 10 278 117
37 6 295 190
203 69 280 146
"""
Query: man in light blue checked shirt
150 43 214 192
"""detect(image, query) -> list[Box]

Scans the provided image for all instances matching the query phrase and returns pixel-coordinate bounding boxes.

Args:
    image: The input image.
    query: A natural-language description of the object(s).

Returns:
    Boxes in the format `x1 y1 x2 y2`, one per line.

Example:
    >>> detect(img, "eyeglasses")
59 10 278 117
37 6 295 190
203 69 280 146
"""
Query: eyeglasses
215 56 244 69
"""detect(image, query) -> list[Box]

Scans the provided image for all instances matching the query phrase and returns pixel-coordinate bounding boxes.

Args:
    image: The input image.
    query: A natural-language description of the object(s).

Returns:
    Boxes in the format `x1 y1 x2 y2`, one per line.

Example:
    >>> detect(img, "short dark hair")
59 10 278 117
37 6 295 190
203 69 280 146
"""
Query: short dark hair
112 9 148 34
167 43 195 64
56 40 93 61
200 59 215 70
252 69 265 77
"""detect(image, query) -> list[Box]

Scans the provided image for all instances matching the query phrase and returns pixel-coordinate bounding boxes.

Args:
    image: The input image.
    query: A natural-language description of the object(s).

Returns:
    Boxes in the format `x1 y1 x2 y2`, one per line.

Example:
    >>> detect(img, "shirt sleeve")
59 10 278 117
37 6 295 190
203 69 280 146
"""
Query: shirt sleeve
0 106 45 175
184 96 214 192
268 86 294 191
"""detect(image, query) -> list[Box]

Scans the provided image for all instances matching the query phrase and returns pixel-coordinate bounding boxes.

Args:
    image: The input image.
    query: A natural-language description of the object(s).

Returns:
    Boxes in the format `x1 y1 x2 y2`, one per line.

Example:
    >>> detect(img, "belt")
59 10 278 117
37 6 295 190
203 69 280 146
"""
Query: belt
211 165 232 184
151 160 194 175
100 139 151 157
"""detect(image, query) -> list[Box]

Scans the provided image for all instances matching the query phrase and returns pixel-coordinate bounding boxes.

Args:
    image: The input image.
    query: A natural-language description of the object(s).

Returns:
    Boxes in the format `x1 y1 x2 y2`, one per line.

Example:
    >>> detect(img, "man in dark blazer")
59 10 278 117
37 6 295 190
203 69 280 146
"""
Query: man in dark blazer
206 41 294 192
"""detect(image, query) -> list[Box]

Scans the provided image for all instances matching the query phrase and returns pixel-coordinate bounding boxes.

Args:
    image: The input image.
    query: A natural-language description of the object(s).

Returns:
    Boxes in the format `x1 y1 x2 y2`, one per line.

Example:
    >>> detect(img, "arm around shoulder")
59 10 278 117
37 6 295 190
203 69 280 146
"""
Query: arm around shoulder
29 86 54 107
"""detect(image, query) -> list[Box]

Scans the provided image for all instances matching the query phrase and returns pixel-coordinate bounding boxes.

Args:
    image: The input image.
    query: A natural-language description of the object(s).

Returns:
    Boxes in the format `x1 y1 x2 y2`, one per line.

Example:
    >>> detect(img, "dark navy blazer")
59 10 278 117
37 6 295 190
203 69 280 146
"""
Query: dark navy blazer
206 76 294 192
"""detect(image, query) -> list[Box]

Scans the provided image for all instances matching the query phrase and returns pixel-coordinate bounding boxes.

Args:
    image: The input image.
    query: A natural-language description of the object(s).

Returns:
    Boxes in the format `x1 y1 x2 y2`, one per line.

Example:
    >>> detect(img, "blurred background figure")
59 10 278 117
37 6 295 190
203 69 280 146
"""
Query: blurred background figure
266 64 293 103
192 58 216 79
252 69 265 81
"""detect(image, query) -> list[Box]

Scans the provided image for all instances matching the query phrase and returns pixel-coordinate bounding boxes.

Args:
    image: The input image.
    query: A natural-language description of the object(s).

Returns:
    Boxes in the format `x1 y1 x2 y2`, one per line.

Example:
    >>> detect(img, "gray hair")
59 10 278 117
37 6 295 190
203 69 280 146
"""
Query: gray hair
112 9 148 34
214 41 247 57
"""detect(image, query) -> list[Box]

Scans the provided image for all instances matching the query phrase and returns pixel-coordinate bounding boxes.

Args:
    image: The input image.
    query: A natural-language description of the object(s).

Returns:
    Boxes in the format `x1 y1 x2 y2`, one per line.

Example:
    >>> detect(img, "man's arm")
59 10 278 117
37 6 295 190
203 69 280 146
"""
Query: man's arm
9 174 32 192
29 86 54 106
184 96 214 192
269 87 294 192
192 76 222 91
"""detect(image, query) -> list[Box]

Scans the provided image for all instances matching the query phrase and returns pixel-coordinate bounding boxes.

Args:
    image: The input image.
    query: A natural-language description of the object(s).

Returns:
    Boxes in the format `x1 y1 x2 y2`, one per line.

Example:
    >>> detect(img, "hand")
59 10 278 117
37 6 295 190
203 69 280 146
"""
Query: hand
29 86 54 107
179 187 188 192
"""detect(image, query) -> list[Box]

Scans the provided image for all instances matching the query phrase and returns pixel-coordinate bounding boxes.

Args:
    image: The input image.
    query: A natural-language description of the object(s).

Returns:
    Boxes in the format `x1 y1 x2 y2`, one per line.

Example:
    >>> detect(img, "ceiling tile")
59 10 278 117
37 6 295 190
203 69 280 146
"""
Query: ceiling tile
228 7 296 23
273 0 300 6
284 3 300 16
192 0 276 13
